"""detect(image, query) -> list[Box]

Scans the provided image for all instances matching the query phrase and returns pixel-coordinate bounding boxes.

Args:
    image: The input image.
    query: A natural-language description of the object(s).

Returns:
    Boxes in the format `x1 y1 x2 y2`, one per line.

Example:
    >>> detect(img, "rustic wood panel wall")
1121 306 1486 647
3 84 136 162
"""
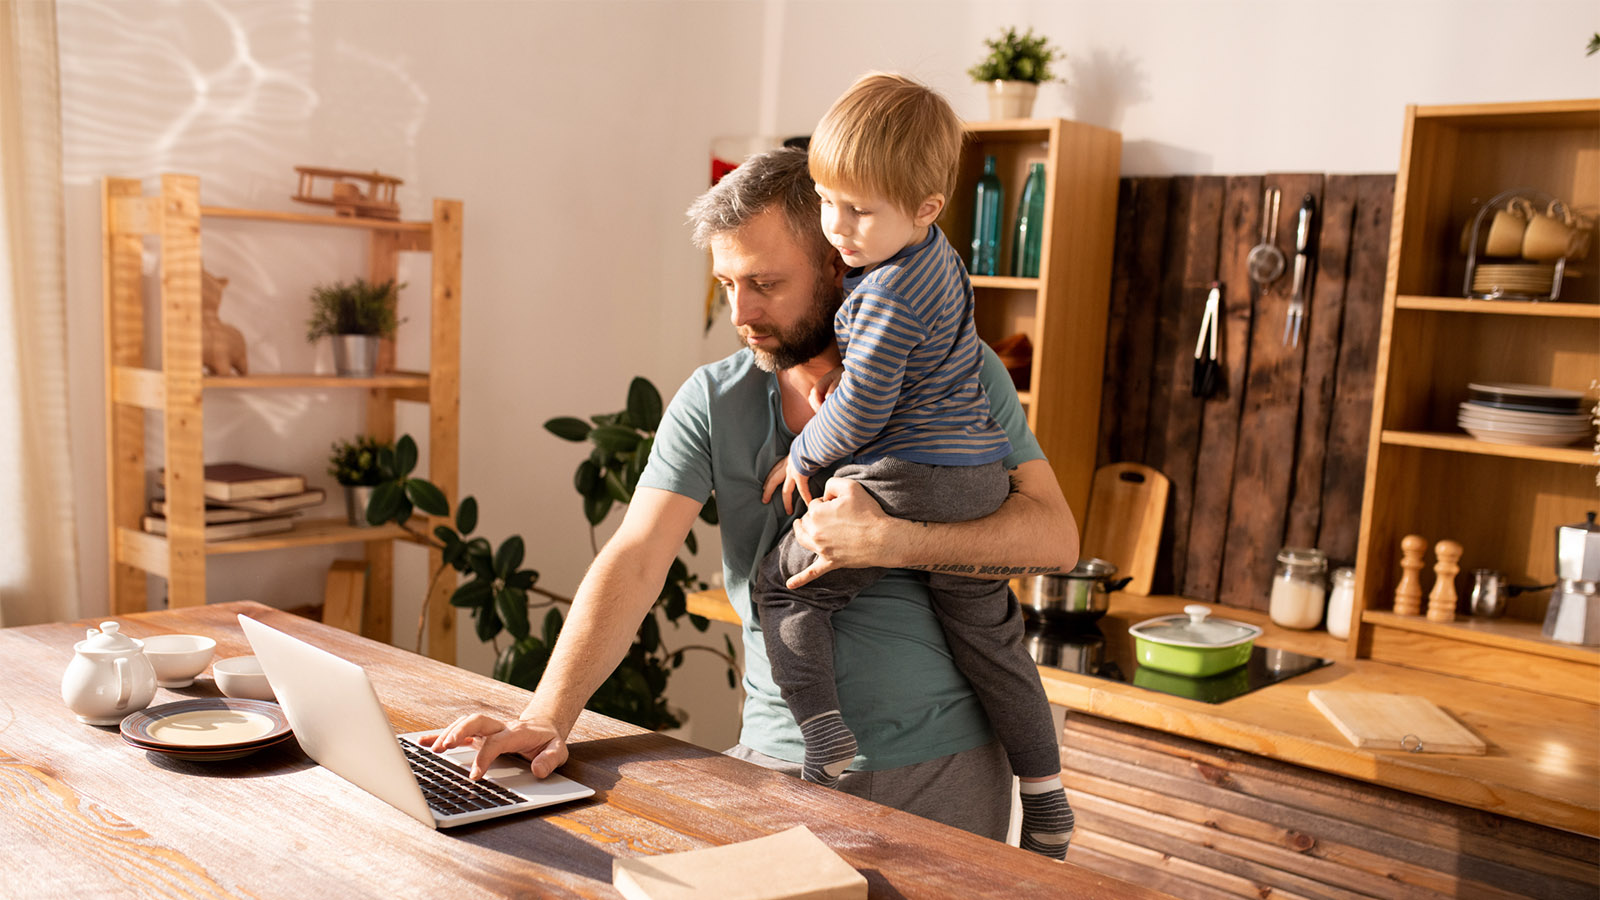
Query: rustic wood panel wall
1096 174 1394 610
1061 714 1598 900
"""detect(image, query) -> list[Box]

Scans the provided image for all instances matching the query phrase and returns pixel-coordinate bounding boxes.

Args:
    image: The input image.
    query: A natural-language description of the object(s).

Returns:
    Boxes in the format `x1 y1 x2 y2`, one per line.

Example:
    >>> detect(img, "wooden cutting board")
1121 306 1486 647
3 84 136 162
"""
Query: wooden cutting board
1081 462 1169 595
1308 690 1487 755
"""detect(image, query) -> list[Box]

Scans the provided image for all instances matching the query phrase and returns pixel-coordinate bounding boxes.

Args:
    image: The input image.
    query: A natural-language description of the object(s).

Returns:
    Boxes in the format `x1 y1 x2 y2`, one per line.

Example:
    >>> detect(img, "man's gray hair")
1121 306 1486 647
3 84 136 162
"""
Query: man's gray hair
686 147 832 261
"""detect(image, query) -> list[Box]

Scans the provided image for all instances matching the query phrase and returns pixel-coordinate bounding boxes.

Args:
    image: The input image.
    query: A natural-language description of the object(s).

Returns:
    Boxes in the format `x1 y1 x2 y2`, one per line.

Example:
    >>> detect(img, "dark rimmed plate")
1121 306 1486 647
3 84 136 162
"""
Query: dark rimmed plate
1467 382 1585 412
120 698 292 761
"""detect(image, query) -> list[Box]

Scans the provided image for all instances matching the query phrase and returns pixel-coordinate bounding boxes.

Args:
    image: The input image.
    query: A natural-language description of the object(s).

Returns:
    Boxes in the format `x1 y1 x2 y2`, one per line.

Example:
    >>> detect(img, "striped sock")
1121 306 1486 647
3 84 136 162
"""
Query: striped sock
798 711 857 789
1019 776 1074 860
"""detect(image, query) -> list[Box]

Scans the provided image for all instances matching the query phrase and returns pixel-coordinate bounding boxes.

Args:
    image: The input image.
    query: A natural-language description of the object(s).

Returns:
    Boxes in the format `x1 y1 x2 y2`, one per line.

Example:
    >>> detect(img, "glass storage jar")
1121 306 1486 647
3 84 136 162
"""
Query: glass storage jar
1270 547 1327 630
1325 566 1356 639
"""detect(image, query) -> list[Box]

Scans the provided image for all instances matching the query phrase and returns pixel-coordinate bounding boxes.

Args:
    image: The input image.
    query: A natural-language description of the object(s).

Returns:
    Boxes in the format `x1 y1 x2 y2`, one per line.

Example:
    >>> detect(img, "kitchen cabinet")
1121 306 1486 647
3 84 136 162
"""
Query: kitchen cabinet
101 174 461 660
938 118 1121 518
1349 100 1599 700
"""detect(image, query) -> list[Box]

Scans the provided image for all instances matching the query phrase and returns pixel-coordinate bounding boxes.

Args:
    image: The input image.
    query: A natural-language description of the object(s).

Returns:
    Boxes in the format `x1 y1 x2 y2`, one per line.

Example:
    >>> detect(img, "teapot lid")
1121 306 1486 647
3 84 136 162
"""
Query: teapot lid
1564 511 1599 534
80 621 142 653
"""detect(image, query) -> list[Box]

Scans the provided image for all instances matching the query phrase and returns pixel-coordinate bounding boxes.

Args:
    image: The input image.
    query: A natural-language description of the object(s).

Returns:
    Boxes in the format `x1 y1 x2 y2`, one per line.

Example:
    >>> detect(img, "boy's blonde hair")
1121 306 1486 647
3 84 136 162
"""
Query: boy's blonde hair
809 72 963 216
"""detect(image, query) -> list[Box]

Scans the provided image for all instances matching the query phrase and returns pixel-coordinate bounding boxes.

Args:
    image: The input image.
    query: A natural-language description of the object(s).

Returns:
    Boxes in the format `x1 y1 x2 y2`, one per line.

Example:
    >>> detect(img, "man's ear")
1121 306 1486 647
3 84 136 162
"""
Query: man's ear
914 193 945 226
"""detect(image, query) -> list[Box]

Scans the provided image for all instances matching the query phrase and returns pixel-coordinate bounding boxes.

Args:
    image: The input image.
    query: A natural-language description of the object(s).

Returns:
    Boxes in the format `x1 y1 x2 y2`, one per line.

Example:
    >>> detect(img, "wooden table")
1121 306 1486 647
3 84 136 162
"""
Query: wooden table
1 602 1169 899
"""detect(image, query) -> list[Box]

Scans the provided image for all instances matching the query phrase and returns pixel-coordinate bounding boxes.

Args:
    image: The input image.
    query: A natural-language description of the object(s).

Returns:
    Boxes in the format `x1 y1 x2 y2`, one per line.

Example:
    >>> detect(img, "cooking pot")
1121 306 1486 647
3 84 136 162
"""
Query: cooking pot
1128 604 1262 677
1019 558 1132 622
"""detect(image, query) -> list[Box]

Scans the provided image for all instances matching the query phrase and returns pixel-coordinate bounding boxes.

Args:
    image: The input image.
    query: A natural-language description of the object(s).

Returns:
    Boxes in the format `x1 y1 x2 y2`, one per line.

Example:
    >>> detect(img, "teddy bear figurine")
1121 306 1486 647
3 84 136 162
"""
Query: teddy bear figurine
201 268 248 376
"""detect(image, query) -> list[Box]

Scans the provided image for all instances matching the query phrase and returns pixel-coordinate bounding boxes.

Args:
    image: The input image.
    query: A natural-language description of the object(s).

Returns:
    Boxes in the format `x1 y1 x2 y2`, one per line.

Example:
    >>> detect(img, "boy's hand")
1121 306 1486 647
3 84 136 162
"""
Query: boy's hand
761 456 815 516
807 366 845 412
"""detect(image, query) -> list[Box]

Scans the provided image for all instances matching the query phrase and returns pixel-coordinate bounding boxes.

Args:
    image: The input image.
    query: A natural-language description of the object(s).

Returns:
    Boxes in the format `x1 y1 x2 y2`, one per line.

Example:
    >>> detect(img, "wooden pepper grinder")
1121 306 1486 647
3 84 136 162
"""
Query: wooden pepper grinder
1427 539 1463 623
1393 534 1427 616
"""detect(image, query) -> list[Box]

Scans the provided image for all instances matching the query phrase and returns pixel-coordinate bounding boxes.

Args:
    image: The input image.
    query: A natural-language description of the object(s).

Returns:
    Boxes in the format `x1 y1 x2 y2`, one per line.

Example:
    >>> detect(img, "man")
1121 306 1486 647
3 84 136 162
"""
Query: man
429 148 1078 842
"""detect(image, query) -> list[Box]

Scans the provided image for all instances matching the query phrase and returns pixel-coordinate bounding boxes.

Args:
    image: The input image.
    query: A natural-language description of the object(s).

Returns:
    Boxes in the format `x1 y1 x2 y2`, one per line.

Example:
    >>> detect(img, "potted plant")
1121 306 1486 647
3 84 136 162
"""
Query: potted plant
305 277 402 377
967 26 1062 120
365 377 736 732
328 434 393 527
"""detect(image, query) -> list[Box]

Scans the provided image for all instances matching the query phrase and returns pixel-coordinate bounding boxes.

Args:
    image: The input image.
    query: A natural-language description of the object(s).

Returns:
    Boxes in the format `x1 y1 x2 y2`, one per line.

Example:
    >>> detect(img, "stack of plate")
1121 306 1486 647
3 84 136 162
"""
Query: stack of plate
1459 382 1592 447
1470 263 1556 298
120 697 293 761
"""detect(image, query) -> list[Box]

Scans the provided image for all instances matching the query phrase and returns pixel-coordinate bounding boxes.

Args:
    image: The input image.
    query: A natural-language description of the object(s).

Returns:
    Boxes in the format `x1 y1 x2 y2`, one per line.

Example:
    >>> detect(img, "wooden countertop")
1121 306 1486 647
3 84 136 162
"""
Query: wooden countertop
689 590 1600 838
2 602 1168 899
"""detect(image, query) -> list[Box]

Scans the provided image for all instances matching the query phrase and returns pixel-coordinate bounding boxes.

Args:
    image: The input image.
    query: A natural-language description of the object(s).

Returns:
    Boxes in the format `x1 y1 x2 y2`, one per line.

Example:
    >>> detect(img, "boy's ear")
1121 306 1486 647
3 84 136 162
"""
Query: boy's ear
914 194 945 226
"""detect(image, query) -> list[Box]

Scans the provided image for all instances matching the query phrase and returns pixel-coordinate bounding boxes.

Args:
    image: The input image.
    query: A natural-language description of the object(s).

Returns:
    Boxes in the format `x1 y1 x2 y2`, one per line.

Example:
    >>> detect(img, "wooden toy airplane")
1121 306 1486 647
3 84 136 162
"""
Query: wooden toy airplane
292 166 402 220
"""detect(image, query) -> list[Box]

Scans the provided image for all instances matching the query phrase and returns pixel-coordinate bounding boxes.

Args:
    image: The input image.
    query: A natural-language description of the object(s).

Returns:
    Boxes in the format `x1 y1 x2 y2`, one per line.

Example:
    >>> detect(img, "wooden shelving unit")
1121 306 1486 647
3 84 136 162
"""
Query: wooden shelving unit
102 174 462 661
1350 100 1600 701
938 118 1121 517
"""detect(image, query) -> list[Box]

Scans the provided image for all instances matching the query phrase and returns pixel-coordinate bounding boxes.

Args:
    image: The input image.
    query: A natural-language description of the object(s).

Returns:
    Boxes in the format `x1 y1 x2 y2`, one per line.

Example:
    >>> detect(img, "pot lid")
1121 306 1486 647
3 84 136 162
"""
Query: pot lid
1068 558 1118 578
78 621 143 653
1561 511 1599 534
1129 604 1262 649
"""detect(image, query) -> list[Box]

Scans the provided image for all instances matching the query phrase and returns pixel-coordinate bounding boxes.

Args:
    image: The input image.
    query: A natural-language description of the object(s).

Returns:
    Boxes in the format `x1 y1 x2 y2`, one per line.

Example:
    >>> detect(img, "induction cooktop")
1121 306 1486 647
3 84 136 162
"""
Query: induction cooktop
1024 612 1333 704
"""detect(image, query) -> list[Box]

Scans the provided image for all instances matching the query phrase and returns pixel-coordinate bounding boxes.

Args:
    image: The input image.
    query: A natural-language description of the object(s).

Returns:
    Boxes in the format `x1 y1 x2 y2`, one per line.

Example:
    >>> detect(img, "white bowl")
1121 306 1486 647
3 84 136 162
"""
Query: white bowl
141 634 217 687
212 656 275 701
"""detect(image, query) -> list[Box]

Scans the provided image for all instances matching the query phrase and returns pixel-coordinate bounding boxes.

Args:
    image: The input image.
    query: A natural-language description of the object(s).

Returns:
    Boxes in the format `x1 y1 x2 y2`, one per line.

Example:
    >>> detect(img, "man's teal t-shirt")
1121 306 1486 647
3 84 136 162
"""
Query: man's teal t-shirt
637 344 1044 770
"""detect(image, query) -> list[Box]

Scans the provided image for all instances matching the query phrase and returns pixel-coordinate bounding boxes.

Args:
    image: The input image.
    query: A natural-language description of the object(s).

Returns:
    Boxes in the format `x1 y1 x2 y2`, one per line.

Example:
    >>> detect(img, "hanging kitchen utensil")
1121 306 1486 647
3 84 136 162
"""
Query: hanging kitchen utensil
1191 281 1222 398
1247 187 1285 285
1283 193 1317 347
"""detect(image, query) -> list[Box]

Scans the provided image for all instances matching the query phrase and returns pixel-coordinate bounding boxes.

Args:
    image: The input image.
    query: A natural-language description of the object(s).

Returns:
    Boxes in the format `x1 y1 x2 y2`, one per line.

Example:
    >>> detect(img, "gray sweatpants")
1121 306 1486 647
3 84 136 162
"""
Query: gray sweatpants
754 456 1061 778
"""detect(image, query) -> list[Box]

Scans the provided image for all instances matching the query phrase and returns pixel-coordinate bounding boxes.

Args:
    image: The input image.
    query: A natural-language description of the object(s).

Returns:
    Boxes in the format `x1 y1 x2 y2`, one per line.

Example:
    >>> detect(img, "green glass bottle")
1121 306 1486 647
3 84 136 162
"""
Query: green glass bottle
969 155 1003 276
1012 162 1047 278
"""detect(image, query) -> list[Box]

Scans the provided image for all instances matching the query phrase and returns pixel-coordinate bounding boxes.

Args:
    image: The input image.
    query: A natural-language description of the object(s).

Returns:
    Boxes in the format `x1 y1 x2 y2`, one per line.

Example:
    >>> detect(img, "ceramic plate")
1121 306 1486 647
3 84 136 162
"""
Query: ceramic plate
1460 425 1589 447
120 698 291 760
1458 401 1590 425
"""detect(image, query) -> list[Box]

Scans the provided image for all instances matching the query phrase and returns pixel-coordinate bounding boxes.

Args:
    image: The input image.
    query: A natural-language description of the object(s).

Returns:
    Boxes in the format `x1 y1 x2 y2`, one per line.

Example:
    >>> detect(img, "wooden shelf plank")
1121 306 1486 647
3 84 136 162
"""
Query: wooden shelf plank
1362 609 1599 664
204 516 426 554
1395 295 1600 318
200 206 430 233
203 371 430 390
1380 430 1598 465
971 275 1042 291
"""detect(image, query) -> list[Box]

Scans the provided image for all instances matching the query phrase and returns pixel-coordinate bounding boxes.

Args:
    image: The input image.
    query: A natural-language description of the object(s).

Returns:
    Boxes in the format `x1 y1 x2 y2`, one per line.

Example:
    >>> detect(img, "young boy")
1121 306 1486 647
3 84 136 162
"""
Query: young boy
753 72 1074 860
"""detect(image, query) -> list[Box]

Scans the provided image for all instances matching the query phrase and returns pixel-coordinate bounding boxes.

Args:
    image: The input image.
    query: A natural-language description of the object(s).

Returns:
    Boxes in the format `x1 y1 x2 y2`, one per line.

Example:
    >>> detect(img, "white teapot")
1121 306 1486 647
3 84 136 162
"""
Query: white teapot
61 621 157 725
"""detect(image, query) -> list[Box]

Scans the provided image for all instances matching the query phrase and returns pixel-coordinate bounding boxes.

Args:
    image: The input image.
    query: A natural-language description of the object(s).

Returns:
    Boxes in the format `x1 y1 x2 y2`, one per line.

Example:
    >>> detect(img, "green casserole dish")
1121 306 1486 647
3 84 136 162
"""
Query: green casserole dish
1128 604 1262 677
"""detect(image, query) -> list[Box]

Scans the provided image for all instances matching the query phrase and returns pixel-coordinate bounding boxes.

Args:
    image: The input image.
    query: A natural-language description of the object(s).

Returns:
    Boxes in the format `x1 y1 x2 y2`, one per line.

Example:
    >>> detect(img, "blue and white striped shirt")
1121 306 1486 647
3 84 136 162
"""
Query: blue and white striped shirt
790 225 1011 475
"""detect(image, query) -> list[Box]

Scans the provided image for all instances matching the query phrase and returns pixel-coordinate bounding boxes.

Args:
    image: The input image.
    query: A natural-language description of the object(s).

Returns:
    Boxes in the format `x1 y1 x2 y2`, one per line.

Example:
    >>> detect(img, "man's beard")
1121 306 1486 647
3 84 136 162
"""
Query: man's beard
745 276 840 373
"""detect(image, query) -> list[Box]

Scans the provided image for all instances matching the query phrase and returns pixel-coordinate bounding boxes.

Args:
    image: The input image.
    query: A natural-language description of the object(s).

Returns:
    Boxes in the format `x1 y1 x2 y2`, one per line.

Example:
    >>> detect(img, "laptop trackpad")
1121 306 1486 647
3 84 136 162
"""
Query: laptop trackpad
398 730 594 799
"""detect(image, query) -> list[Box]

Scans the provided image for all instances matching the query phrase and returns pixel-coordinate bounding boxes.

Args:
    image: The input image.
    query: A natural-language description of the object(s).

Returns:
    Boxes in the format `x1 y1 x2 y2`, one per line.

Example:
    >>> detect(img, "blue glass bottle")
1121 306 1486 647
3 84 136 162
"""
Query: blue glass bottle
1012 162 1047 278
969 155 1003 275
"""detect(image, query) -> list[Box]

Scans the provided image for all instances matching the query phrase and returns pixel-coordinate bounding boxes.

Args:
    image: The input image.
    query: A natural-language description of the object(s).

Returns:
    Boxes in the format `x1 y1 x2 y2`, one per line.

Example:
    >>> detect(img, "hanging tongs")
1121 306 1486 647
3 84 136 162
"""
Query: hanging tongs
1192 281 1222 398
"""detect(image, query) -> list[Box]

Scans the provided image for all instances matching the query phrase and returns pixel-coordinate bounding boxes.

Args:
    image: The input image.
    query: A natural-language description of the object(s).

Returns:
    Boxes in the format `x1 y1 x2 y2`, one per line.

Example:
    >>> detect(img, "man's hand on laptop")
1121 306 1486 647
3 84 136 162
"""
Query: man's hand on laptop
422 713 569 781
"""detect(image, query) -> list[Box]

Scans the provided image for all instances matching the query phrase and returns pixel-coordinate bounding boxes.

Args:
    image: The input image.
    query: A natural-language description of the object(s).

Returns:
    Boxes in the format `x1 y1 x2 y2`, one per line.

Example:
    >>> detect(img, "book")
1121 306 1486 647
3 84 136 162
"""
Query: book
196 463 307 501
149 500 301 524
141 514 297 542
211 488 326 514
612 826 866 900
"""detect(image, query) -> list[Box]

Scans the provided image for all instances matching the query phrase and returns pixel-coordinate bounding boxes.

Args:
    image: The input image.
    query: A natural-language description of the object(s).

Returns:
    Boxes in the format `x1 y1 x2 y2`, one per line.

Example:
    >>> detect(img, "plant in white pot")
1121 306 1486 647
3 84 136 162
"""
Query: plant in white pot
328 434 392 527
968 26 1062 120
305 277 402 377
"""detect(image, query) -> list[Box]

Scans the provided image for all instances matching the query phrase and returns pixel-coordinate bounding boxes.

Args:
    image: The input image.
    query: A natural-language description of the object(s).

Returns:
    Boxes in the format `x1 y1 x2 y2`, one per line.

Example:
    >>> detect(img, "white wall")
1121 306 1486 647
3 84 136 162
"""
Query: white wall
54 0 1596 751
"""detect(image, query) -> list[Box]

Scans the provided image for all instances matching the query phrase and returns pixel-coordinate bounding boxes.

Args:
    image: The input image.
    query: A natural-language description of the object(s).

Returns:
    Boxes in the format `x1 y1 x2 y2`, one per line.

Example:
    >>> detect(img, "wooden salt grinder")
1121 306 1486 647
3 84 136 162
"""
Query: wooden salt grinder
1393 534 1427 616
1427 539 1463 623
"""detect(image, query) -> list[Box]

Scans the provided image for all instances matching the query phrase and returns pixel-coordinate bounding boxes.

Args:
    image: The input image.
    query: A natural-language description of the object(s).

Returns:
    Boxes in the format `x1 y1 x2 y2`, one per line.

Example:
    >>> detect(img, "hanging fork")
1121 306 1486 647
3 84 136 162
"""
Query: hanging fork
1283 193 1316 347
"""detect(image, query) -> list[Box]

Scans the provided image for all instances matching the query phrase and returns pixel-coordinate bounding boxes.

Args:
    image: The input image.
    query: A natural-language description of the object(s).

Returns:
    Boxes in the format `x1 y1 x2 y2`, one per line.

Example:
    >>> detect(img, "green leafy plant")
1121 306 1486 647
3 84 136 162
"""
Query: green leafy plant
967 26 1062 84
327 435 393 487
305 277 403 341
366 377 735 731
1588 33 1599 56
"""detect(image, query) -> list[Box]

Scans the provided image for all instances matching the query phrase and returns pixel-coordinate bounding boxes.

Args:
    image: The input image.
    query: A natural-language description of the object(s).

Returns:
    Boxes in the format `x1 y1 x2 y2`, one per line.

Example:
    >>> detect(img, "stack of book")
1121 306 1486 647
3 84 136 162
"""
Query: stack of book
144 463 326 542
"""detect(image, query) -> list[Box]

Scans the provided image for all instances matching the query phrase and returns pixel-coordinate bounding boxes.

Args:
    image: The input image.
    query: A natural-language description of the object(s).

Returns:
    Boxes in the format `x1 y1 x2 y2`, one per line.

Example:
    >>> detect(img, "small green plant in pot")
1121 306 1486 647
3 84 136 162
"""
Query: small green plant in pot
365 377 736 732
968 26 1062 120
328 434 393 527
305 277 403 377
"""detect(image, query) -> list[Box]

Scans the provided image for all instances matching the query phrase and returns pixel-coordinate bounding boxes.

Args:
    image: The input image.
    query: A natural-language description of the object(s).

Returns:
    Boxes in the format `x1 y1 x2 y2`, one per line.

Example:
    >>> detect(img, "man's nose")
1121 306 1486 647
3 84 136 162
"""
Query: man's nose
727 285 759 326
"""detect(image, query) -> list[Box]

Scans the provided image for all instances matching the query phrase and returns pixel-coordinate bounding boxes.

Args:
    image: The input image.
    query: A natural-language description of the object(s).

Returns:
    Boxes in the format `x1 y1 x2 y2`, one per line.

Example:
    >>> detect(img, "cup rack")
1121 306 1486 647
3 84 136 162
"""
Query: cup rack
1462 188 1574 302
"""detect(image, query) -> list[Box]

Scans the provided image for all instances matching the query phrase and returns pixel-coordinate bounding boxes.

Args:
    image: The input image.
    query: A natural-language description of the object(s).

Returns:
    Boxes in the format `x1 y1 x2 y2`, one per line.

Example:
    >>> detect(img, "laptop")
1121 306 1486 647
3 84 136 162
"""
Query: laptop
238 614 594 829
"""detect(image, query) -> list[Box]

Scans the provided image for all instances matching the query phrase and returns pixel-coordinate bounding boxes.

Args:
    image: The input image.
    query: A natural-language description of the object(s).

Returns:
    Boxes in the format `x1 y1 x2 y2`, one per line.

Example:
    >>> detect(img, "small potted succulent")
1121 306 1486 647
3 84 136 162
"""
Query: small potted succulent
328 434 393 526
305 277 402 377
967 26 1062 120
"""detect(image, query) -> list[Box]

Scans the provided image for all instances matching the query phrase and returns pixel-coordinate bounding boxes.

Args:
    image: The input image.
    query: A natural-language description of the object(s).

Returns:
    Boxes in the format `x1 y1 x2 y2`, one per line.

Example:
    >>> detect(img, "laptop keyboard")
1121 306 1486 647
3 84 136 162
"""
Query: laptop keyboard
400 739 523 816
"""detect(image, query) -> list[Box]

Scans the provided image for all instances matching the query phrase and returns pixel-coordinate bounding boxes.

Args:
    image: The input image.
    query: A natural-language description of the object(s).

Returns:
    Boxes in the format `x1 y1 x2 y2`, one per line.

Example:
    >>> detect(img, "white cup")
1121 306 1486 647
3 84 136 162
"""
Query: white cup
141 634 217 687
1522 202 1590 261
212 656 275 701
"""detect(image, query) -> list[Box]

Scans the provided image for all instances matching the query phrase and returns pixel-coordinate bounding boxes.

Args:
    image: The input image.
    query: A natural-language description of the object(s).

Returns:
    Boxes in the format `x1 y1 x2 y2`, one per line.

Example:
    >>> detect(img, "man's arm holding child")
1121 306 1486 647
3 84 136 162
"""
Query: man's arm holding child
786 457 1077 588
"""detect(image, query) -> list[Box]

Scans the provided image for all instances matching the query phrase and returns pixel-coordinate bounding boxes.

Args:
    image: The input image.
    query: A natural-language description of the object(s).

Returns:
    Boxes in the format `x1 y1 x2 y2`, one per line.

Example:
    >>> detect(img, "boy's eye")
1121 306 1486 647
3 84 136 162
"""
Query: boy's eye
852 208 868 216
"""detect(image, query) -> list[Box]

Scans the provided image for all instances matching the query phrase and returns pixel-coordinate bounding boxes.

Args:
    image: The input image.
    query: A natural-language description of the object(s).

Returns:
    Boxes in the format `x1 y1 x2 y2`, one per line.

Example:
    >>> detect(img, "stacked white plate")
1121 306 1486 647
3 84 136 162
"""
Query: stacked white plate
1458 383 1592 447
